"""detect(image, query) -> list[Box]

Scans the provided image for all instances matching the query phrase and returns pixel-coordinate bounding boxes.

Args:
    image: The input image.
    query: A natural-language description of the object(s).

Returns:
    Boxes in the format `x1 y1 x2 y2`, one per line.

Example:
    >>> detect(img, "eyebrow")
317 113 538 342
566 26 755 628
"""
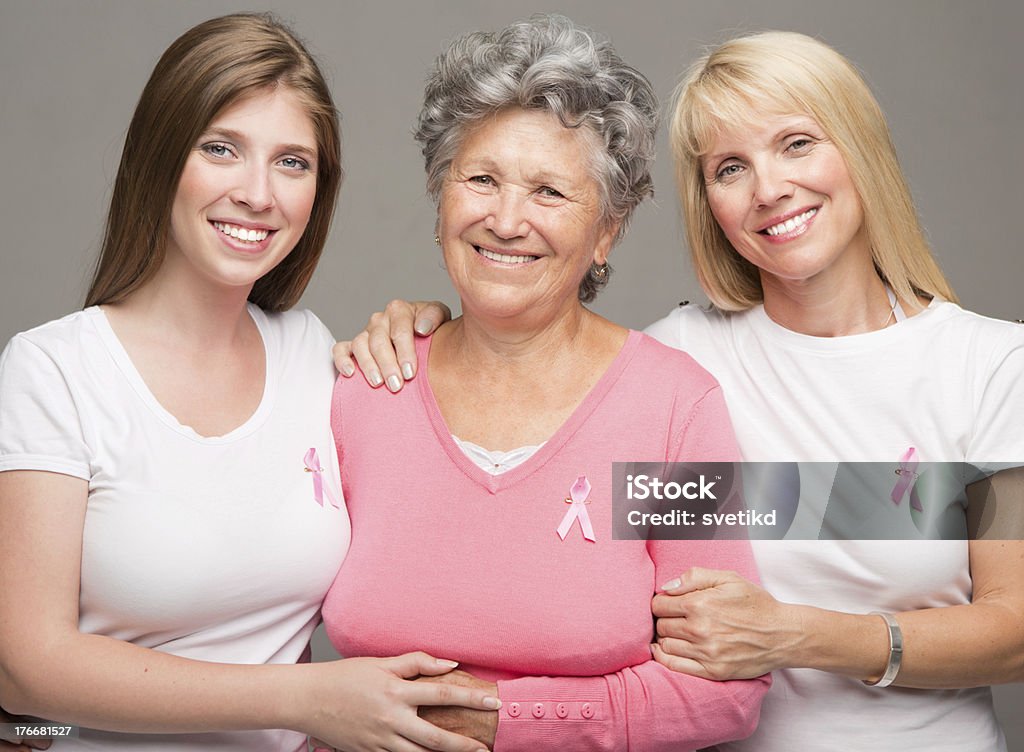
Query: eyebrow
201 127 318 160
528 169 570 186
459 157 570 187
704 117 821 168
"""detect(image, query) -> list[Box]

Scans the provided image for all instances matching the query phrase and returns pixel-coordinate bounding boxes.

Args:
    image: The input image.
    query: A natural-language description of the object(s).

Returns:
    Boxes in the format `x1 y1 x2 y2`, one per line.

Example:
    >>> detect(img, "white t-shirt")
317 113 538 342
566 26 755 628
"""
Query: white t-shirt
0 305 350 751
646 299 1024 751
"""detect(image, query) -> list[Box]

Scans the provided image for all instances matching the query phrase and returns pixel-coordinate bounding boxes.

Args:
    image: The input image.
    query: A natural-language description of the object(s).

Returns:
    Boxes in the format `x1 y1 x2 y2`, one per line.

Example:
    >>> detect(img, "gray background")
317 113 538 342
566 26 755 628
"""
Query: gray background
2 0 1021 745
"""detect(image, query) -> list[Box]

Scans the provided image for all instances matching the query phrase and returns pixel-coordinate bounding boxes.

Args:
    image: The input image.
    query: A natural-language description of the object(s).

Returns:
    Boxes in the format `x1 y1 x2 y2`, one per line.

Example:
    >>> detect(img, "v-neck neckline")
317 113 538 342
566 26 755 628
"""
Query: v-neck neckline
416 329 643 494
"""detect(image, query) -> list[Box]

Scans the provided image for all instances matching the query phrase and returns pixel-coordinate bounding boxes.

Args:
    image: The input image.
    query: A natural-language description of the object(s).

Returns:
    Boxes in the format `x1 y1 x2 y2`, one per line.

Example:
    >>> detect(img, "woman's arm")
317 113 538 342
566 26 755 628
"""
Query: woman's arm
416 541 769 752
333 300 450 392
652 469 1024 687
0 470 497 752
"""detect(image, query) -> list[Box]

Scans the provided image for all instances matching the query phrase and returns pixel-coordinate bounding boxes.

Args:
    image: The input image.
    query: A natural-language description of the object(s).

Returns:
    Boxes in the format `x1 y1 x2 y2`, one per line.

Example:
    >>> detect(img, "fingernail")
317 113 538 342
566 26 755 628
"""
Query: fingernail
386 374 402 392
368 371 383 387
436 658 459 668
340 363 355 377
661 578 681 591
401 362 415 380
483 696 502 710
415 321 432 335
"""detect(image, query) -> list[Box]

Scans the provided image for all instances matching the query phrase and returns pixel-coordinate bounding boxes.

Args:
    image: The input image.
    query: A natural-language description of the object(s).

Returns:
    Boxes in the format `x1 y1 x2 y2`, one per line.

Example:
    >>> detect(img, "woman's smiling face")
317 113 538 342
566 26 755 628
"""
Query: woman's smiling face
165 87 319 294
438 108 617 324
702 113 869 291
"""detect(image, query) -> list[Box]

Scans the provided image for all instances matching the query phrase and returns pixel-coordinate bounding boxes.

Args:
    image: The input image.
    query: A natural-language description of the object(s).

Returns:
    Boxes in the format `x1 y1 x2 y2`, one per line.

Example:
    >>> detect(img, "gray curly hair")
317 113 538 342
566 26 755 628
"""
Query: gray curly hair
415 14 658 302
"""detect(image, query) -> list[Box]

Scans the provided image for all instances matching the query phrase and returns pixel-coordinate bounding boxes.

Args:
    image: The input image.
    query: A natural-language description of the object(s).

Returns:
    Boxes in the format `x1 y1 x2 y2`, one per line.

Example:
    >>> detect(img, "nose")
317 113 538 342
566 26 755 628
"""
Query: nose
484 189 529 239
230 163 275 213
751 160 793 208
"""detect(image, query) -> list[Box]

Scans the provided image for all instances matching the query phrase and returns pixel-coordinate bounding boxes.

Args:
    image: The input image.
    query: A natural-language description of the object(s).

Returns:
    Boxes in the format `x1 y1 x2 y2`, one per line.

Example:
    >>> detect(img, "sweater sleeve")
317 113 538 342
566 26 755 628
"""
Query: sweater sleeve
494 385 768 751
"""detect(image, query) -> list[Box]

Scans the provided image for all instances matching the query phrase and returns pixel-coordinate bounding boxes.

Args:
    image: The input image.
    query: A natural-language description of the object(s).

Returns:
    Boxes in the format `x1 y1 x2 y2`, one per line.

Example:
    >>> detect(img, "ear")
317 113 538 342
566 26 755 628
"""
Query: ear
592 220 621 266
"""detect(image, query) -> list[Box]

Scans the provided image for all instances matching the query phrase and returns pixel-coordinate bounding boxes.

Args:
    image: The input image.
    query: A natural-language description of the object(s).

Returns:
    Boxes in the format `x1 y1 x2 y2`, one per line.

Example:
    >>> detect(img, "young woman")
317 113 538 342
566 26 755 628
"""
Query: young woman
0 14 496 752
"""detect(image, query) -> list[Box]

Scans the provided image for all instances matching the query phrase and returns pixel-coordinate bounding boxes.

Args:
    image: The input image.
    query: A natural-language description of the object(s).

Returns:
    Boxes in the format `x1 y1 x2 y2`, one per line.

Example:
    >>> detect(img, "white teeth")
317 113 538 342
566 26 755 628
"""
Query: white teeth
213 221 269 243
764 208 817 236
476 246 537 264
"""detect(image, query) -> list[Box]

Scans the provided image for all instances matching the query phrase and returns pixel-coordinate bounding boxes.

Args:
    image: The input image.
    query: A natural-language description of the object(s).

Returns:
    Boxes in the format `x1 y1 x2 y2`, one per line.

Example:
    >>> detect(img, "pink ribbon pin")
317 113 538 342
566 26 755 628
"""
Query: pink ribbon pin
556 475 596 542
304 447 341 509
891 447 923 512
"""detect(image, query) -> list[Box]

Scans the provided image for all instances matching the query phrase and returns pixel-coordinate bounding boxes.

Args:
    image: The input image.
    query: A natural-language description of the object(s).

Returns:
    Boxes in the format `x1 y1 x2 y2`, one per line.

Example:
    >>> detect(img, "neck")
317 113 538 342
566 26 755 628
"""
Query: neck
759 253 900 337
437 303 609 382
428 303 626 451
105 257 256 351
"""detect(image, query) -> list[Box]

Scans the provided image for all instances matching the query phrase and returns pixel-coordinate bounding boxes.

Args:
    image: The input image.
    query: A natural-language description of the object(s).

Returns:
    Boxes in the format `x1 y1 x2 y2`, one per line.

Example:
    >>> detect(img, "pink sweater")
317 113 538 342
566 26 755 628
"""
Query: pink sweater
324 331 768 751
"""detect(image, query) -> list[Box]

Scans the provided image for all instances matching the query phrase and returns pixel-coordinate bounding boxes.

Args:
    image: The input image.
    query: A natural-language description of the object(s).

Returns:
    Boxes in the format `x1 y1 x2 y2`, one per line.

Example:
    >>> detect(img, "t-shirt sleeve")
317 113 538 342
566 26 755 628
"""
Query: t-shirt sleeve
302 309 338 355
0 335 91 479
643 307 686 350
968 330 1024 471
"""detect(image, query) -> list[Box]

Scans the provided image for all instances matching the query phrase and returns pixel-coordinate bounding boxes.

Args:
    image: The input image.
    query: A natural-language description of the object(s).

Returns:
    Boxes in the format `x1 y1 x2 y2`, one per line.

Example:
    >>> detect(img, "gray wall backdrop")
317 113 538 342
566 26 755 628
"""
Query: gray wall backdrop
2 0 1021 745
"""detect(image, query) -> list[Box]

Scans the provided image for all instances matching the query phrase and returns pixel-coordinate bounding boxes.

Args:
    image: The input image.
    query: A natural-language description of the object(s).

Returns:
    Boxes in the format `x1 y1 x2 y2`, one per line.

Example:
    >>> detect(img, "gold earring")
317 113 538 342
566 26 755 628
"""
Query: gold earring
434 235 441 245
593 262 608 279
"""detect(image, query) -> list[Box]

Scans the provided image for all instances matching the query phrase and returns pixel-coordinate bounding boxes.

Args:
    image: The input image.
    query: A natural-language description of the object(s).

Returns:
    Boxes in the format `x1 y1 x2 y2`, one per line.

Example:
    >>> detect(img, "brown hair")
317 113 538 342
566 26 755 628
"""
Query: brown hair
670 31 956 311
85 13 342 312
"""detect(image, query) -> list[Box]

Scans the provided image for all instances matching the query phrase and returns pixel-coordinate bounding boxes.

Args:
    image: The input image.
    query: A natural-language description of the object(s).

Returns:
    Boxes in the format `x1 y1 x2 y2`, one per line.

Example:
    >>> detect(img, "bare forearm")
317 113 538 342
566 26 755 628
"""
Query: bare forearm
895 601 1024 687
785 600 1024 688
1 632 306 734
656 537 1024 690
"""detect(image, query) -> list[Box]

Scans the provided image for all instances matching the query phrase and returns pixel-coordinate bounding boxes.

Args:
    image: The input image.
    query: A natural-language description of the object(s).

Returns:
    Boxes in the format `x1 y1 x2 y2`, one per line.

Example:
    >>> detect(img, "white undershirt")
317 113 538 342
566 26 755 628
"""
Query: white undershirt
452 436 544 475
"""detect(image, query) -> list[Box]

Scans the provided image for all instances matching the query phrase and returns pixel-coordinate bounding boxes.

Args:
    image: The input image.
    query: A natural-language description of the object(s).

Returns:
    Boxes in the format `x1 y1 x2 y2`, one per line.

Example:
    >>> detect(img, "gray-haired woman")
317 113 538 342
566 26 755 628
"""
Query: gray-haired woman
343 26 1024 752
320 15 768 752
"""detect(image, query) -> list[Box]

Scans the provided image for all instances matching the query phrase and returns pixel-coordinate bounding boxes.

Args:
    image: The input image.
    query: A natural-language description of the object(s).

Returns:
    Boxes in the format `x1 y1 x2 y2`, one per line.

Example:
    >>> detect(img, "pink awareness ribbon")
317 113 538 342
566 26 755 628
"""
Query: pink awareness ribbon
556 475 596 542
304 447 341 509
891 447 923 512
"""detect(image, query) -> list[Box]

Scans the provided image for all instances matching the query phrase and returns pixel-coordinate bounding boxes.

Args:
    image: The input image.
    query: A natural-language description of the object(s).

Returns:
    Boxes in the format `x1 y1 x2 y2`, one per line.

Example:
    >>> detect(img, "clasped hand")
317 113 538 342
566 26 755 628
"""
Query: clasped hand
651 567 798 681
305 653 498 752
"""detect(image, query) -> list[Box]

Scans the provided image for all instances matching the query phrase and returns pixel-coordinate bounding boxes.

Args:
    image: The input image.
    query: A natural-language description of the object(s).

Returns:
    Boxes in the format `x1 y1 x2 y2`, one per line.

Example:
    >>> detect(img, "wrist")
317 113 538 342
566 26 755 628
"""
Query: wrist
769 602 813 670
789 606 892 679
272 663 321 734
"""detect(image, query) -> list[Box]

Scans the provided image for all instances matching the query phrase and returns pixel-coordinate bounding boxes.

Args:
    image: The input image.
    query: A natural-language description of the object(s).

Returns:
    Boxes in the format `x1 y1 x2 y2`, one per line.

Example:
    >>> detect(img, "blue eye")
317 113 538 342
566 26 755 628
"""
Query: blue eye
715 163 743 181
201 142 234 159
787 137 813 152
279 156 311 171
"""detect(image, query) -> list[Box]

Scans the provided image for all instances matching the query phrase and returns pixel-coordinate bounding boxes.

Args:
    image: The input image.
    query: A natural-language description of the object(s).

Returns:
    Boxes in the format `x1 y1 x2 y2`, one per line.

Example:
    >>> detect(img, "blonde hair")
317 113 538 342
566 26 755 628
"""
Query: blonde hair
670 31 956 311
86 13 342 312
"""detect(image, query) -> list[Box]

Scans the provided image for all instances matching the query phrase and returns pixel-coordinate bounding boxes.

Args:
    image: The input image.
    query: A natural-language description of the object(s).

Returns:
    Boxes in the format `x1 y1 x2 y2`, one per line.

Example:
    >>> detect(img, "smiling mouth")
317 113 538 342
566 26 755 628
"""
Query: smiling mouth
760 208 818 236
474 246 539 264
213 221 271 243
